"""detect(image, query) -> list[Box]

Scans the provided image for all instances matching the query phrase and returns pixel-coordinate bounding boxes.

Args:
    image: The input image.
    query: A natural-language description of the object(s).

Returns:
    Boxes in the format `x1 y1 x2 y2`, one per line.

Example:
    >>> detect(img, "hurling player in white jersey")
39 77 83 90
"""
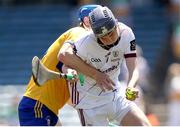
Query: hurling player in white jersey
58 6 151 126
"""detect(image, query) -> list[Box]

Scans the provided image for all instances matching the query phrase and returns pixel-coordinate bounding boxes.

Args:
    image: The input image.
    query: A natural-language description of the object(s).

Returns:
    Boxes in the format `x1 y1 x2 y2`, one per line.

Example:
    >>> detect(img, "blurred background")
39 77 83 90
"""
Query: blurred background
0 0 179 126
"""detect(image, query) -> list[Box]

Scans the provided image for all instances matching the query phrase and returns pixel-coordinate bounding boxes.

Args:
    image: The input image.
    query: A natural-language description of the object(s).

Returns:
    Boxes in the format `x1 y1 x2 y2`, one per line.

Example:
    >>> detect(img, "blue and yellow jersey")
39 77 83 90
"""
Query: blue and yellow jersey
24 27 87 115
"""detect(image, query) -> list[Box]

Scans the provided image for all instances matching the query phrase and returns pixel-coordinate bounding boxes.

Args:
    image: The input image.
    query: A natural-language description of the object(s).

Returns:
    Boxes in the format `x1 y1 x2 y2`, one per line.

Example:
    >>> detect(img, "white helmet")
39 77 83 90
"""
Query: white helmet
89 6 117 37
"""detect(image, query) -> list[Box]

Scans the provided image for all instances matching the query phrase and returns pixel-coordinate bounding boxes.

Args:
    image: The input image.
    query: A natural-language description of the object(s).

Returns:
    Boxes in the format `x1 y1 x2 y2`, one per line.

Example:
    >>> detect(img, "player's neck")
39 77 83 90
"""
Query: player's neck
97 37 120 50
83 24 91 31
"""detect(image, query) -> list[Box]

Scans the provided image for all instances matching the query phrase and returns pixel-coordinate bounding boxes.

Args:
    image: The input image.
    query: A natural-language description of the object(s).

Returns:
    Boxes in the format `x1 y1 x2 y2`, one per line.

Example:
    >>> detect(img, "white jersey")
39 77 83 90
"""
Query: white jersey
69 22 136 109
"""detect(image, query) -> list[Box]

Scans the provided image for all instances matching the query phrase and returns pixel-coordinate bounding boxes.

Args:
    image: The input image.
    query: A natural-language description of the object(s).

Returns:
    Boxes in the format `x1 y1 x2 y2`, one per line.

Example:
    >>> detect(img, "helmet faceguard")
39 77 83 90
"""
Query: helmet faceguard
89 6 117 37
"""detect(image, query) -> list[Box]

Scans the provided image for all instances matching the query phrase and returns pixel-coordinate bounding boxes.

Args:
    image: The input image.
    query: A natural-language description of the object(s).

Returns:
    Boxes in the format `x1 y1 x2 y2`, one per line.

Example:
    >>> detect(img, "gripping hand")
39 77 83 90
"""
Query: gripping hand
64 73 84 86
125 87 139 101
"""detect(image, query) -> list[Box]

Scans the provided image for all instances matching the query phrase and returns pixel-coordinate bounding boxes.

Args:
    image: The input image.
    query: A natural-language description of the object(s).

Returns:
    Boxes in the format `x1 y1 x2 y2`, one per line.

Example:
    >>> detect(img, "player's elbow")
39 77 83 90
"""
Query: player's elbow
58 52 67 63
58 51 72 65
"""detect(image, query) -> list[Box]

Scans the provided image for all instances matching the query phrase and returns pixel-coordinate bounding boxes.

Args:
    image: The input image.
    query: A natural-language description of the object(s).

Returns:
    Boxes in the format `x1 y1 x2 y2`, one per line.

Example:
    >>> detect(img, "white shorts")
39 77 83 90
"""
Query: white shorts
77 95 136 126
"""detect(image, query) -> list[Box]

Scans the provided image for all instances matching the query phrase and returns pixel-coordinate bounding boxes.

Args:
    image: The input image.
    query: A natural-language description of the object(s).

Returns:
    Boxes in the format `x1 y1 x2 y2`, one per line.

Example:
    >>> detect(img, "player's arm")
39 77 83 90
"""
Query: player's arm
58 41 115 91
125 57 139 101
123 28 139 100
125 57 139 88
58 42 97 79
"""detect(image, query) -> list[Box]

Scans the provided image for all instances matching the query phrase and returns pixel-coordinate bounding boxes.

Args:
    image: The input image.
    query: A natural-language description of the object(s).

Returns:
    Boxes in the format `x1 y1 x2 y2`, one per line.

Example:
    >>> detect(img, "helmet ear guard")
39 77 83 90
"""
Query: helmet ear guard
89 6 117 37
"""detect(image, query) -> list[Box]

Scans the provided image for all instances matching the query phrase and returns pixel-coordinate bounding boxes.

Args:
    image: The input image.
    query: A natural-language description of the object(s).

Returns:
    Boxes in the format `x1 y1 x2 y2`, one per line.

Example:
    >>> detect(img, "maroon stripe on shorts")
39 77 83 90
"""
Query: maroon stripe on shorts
78 109 86 126
77 92 79 104
71 83 74 104
74 82 77 104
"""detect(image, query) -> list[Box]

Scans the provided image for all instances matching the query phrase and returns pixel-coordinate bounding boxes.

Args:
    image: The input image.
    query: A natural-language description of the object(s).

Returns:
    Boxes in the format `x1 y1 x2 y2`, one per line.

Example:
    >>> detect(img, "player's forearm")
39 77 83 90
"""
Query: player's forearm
58 51 98 80
127 68 139 88
126 57 139 88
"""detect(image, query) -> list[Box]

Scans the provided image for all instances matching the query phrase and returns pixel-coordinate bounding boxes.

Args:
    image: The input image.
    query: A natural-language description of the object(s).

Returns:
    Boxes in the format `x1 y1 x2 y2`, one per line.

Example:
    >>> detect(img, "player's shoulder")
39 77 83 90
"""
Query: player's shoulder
117 22 135 42
118 22 133 34
60 26 86 37
68 26 86 33
80 31 96 44
116 22 135 48
59 26 88 40
75 31 96 50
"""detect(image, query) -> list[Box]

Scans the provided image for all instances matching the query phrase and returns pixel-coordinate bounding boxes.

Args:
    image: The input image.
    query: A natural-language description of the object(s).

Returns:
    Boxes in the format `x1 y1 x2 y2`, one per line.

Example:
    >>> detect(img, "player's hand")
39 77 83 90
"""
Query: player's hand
125 87 139 101
62 65 78 82
94 71 115 91
65 69 78 83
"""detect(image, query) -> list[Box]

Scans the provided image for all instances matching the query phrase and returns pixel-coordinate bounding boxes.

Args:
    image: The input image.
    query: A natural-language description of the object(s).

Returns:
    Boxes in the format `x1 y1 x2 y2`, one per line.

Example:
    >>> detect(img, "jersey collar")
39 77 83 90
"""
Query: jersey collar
97 37 120 50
